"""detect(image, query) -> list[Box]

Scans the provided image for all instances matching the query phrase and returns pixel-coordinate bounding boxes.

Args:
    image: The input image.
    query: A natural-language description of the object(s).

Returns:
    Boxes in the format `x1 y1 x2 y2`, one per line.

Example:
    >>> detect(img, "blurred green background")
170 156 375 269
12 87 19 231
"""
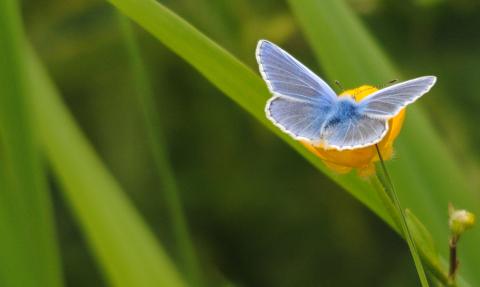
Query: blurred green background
11 0 480 286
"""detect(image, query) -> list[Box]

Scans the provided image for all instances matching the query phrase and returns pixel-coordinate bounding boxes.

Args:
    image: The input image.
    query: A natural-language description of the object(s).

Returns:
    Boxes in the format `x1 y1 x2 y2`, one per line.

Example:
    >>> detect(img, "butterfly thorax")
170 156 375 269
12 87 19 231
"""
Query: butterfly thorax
322 98 360 131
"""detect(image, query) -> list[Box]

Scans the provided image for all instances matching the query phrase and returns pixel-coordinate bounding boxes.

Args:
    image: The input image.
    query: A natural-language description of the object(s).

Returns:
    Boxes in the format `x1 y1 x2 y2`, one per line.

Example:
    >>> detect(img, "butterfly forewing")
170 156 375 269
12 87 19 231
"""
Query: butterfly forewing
256 40 337 105
359 76 436 118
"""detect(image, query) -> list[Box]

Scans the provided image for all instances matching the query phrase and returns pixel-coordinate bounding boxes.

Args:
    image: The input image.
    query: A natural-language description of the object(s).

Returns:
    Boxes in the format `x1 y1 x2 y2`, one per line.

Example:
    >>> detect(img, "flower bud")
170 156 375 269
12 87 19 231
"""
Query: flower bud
449 205 475 236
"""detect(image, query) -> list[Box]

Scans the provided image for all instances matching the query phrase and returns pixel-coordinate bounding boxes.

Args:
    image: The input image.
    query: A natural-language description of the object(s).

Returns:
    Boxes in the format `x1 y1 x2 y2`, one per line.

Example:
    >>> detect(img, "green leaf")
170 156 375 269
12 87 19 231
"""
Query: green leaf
287 0 480 285
405 210 444 275
0 0 63 286
25 46 187 287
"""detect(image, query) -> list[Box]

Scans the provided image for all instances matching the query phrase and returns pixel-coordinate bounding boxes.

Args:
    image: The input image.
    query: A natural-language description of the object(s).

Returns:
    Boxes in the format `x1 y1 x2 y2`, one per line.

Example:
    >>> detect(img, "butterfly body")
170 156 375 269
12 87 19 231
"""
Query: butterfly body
257 40 436 150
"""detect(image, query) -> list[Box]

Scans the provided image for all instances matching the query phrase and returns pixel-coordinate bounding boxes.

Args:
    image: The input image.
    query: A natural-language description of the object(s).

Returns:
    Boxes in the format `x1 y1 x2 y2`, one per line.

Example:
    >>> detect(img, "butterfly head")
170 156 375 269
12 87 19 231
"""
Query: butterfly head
339 85 379 102
338 93 357 102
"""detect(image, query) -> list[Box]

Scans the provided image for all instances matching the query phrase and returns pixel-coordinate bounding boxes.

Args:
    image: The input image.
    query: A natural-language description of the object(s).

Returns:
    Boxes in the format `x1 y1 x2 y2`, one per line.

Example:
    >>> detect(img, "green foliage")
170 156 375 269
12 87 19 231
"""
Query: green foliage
376 157 429 286
25 47 186 287
106 0 393 230
405 209 447 284
2 0 480 286
288 0 480 285
406 210 439 269
106 0 479 285
0 0 63 286
117 14 202 286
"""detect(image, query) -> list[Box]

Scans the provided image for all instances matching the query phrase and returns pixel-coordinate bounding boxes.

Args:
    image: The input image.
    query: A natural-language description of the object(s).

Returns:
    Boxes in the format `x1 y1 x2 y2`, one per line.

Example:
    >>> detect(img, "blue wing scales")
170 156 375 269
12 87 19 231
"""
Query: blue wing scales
321 108 388 150
359 76 436 118
266 97 331 142
256 40 337 106
257 40 338 143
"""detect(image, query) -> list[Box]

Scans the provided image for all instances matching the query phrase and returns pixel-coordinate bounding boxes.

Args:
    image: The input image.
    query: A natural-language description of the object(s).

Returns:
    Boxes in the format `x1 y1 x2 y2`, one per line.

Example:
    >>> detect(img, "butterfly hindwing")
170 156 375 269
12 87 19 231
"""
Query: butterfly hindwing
266 96 332 142
321 100 388 150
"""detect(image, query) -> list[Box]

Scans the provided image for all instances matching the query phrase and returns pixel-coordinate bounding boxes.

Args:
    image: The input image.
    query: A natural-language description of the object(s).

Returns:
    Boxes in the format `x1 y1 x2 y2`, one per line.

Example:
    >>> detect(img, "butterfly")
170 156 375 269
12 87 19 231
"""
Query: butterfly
256 40 437 150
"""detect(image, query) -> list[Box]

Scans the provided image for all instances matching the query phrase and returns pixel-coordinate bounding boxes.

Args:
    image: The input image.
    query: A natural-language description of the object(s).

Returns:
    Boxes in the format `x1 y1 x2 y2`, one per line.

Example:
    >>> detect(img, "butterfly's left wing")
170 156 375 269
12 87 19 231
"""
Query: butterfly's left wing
359 76 436 119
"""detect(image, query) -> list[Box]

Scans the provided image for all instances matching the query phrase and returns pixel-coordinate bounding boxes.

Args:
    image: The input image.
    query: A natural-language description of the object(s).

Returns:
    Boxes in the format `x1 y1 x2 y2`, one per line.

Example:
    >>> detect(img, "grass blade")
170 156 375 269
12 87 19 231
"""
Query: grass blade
25 45 186 287
0 0 63 286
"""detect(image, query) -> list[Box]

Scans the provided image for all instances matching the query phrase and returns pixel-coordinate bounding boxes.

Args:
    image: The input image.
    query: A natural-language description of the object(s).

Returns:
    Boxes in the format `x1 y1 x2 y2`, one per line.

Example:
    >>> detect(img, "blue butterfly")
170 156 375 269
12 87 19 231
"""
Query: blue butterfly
256 40 436 150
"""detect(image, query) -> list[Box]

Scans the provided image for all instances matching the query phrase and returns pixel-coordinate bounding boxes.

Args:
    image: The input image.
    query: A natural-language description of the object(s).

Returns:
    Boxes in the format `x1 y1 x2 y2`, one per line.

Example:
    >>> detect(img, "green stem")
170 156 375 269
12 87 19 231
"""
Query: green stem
370 176 457 287
117 15 203 287
369 176 401 231
449 235 459 284
375 145 430 287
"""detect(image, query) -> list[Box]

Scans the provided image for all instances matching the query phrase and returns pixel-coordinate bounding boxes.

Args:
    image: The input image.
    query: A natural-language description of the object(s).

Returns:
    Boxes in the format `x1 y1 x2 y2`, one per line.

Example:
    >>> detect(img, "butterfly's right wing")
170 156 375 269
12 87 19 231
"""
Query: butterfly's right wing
321 76 436 150
256 40 337 106
359 76 436 119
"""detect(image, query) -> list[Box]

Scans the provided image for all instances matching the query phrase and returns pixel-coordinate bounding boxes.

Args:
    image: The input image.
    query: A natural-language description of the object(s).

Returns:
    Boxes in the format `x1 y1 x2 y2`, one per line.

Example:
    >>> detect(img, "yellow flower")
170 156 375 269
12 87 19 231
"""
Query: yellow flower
302 85 406 176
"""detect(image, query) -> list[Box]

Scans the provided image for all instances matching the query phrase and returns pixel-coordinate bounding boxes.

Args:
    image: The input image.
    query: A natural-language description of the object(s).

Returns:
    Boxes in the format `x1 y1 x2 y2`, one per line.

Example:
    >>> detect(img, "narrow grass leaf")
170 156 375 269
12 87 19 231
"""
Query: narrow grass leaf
0 0 63 286
405 210 441 269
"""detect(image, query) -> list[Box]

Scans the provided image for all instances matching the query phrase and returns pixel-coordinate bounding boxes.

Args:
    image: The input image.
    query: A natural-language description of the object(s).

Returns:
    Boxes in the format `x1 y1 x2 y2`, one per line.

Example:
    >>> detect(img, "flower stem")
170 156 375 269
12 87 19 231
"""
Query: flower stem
449 235 459 283
375 144 430 287
370 175 401 230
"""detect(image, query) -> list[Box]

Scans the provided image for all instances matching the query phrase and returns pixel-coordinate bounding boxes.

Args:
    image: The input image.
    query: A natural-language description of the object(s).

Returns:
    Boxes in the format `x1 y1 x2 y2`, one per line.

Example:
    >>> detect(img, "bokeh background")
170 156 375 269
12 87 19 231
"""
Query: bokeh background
18 0 480 286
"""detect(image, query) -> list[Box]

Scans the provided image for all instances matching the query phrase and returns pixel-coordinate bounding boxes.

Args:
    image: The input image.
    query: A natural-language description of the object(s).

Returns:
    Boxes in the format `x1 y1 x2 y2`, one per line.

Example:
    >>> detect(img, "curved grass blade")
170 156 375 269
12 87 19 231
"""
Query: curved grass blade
0 0 63 286
287 0 480 285
25 46 187 287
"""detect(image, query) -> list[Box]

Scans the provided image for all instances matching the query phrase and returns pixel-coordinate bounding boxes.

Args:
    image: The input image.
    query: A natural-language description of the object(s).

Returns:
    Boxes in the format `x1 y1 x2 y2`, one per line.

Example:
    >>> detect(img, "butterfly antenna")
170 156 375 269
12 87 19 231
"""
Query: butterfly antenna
378 79 398 89
334 80 344 91
352 91 357 101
